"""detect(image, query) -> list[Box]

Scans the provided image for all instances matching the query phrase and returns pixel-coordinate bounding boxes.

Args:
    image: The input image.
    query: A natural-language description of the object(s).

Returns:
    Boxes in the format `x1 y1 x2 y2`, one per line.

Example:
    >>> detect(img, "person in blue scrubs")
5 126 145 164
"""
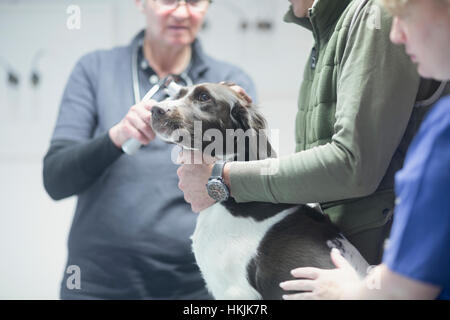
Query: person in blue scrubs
279 0 450 299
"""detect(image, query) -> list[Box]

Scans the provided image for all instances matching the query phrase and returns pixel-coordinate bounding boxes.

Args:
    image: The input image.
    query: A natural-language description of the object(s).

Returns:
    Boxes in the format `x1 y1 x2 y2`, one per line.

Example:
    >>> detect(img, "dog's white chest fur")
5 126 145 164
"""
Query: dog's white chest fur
191 203 296 300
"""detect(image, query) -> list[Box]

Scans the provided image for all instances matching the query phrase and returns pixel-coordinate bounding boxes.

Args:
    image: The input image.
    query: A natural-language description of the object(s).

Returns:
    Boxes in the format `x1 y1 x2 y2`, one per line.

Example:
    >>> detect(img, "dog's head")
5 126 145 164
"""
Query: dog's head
151 82 276 160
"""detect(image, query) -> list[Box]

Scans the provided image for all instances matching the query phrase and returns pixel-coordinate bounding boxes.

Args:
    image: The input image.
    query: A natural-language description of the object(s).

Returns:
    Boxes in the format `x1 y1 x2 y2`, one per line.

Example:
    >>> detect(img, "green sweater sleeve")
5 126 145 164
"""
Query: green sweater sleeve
229 6 421 204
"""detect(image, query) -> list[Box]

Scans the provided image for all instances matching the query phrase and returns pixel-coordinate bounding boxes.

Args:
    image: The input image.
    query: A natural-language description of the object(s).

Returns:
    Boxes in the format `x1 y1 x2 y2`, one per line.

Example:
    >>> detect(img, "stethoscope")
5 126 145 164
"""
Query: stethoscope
123 38 194 155
131 38 193 104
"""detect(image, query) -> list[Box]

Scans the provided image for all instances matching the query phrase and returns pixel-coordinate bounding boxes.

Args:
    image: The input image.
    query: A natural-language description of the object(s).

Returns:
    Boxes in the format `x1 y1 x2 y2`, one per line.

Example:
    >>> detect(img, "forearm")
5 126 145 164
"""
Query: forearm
226 46 420 204
341 264 441 300
43 132 123 200
226 142 381 204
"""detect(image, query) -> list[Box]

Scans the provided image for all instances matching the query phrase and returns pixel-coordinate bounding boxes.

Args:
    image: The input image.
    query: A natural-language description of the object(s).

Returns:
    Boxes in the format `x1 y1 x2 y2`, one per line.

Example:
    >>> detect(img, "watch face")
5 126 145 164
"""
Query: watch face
207 179 229 202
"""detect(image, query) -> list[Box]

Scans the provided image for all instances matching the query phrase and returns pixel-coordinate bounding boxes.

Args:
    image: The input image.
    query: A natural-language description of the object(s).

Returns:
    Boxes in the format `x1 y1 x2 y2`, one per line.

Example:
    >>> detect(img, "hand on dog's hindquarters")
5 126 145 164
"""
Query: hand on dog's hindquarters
109 99 157 149
177 150 217 213
279 248 360 300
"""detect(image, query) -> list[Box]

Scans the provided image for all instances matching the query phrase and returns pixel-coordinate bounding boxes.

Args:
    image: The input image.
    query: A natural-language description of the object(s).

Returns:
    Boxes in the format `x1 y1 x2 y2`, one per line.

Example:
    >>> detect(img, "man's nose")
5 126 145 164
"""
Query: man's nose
171 1 190 18
390 17 406 45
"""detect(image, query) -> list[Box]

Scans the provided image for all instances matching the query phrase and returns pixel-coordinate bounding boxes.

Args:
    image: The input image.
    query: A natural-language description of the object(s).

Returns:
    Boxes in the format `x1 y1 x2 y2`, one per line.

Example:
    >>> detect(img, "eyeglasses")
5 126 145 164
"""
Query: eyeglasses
153 0 211 12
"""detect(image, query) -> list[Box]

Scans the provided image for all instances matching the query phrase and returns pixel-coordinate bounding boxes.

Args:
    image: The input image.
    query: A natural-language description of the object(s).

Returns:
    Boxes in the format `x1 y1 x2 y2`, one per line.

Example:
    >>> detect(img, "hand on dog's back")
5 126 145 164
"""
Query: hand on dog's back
220 81 253 104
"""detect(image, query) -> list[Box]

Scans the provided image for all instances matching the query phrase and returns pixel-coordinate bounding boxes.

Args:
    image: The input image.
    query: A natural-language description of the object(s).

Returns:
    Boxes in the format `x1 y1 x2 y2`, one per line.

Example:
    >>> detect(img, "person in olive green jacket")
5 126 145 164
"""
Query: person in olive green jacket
177 0 449 265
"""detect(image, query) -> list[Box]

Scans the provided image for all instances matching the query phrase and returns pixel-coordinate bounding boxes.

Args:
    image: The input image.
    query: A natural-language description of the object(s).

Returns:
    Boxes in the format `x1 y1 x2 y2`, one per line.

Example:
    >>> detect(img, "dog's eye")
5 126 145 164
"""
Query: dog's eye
197 92 211 102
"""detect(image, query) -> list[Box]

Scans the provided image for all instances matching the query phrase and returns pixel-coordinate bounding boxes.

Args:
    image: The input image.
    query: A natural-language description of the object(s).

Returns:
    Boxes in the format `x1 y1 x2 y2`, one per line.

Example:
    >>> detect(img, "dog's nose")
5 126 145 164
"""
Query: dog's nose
151 106 167 120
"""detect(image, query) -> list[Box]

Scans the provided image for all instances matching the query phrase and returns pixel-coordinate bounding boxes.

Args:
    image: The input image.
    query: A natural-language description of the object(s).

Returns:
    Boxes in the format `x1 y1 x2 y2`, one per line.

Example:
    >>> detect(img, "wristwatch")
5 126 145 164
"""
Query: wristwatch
206 160 230 202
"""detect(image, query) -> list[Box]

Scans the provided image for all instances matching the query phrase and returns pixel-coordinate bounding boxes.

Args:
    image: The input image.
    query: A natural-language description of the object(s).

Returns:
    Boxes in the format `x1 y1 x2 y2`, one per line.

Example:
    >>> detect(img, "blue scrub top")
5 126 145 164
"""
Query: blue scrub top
383 95 450 300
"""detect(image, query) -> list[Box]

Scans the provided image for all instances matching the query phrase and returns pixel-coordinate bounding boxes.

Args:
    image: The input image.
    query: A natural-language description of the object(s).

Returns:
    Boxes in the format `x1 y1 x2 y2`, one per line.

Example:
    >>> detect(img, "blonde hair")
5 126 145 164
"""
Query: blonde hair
379 0 450 15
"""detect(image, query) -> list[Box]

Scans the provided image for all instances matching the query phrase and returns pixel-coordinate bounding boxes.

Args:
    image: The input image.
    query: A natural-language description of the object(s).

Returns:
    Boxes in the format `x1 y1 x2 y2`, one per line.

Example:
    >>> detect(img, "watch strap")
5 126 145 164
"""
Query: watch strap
211 160 227 179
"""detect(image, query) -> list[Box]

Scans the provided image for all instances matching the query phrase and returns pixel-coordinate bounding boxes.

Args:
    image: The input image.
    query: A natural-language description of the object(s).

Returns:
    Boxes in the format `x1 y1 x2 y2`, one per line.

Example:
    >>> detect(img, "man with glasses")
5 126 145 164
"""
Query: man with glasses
43 0 255 299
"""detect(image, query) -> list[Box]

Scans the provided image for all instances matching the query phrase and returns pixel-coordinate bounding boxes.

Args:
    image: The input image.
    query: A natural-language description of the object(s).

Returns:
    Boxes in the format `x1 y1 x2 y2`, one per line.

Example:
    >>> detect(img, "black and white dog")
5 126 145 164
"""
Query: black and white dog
151 83 368 300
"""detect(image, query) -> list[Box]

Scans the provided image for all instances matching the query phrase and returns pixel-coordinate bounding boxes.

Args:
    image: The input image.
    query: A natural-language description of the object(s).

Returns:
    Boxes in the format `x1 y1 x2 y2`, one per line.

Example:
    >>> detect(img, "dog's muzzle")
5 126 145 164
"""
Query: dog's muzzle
151 106 168 121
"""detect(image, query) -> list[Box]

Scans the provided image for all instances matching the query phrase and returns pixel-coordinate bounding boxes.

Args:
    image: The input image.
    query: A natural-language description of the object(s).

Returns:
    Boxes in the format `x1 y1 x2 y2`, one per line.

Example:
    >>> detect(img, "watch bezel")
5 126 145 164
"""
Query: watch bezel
206 177 230 202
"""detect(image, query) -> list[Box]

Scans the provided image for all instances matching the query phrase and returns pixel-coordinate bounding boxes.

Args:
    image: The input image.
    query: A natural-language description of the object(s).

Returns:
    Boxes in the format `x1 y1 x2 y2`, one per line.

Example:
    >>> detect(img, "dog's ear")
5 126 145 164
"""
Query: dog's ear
230 101 251 131
230 101 267 130
230 102 276 160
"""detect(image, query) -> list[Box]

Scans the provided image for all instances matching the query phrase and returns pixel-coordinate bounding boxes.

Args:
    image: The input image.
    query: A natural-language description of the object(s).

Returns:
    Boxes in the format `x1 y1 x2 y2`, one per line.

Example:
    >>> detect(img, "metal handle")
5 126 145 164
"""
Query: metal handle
122 138 142 155
122 79 182 155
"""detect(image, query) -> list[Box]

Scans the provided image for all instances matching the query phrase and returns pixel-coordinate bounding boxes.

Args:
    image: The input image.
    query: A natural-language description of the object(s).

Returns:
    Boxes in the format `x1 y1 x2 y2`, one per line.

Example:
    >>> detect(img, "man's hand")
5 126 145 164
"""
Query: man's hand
279 248 361 300
220 82 253 103
177 150 216 213
109 99 157 148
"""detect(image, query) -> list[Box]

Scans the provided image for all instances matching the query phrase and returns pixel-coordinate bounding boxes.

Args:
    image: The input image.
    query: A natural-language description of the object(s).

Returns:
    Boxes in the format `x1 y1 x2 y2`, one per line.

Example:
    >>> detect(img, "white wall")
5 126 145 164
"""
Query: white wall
0 0 312 299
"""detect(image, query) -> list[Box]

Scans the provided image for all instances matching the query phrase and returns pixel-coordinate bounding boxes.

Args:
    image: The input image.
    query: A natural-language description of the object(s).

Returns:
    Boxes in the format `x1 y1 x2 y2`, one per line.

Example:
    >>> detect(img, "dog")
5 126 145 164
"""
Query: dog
150 82 369 299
